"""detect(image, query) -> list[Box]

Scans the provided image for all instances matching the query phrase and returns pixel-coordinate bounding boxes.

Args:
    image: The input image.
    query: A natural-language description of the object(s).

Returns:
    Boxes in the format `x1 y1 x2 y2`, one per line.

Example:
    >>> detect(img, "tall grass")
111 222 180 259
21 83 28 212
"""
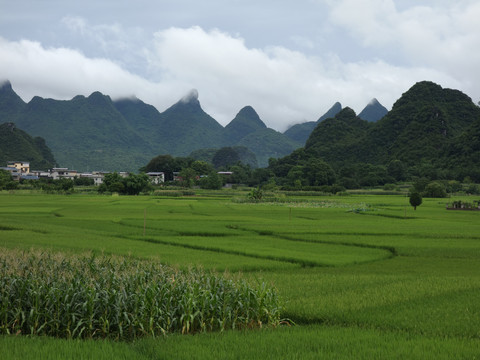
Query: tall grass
0 249 281 340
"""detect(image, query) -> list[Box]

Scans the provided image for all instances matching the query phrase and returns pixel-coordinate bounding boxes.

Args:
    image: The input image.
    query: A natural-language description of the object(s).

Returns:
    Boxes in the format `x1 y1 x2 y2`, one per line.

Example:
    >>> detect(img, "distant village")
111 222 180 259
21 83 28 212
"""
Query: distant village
1 161 233 185
1 161 164 185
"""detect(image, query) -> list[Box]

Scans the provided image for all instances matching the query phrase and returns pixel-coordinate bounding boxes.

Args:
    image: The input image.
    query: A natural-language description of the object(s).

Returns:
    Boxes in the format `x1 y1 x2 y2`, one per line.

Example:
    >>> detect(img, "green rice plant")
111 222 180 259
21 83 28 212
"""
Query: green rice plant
2 324 480 360
0 248 282 340
2 192 480 358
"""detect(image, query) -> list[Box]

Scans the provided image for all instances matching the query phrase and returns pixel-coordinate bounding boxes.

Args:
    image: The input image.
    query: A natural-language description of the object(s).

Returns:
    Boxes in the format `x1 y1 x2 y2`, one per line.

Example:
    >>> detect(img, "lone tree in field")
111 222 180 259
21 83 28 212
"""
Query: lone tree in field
409 192 423 210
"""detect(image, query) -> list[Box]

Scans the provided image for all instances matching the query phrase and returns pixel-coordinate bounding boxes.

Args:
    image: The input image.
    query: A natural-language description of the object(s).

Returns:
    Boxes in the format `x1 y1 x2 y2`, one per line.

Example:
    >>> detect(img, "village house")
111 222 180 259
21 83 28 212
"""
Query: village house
79 172 104 186
146 172 165 185
1 165 21 180
7 161 30 174
50 168 78 180
4 161 165 186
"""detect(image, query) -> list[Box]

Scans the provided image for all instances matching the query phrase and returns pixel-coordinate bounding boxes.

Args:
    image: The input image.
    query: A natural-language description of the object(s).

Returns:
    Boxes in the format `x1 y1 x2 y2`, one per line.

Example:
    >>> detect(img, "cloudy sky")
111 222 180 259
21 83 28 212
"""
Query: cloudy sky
1 0 479 131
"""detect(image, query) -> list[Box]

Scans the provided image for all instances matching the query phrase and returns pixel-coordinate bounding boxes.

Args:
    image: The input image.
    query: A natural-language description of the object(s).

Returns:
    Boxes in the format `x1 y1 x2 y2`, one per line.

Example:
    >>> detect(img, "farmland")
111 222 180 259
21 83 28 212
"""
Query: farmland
1 190 479 359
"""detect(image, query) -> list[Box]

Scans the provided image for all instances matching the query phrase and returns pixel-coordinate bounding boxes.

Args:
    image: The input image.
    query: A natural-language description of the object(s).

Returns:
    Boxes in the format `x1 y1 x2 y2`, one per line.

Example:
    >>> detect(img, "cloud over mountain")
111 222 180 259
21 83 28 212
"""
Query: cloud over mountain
1 1 479 131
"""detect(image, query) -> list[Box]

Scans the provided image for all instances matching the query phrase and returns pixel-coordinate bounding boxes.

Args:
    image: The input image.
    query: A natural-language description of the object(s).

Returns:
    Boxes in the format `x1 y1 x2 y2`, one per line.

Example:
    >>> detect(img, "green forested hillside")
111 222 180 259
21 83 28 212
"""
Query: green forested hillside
306 81 480 170
190 146 258 168
0 81 25 121
0 122 56 169
0 83 298 171
270 81 480 186
364 81 480 169
113 97 167 155
3 80 479 176
154 91 227 156
237 128 301 167
305 107 372 166
224 106 267 143
15 92 152 171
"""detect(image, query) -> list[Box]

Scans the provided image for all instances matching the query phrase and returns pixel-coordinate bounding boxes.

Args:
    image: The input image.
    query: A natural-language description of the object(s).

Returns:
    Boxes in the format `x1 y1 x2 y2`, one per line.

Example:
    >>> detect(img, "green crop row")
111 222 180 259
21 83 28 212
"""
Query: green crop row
0 249 281 340
1 192 480 358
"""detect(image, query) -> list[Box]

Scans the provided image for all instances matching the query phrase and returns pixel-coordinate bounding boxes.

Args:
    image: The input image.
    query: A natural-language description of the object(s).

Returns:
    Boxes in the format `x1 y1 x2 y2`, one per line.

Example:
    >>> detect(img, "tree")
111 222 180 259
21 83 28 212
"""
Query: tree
287 165 305 188
99 172 150 195
423 181 447 198
199 171 223 190
409 192 423 210
190 160 213 176
387 160 406 181
123 173 151 195
144 154 186 181
303 158 336 186
212 147 240 168
412 177 430 193
74 177 94 186
249 168 273 187
99 172 124 193
229 163 252 184
178 168 197 188
0 169 15 190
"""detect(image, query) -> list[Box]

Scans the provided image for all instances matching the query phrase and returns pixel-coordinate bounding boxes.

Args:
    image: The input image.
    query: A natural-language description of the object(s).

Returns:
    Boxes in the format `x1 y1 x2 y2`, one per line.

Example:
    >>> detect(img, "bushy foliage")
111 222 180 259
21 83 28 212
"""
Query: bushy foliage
98 172 150 195
422 182 448 198
247 187 264 201
212 147 240 168
144 154 192 181
0 169 17 190
74 176 94 186
41 178 74 193
199 171 223 190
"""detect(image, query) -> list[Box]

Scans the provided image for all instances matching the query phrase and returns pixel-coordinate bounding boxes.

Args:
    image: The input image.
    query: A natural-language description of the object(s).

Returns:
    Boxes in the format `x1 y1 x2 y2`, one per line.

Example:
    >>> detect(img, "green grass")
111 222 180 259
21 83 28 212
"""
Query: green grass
1 191 480 358
2 325 478 360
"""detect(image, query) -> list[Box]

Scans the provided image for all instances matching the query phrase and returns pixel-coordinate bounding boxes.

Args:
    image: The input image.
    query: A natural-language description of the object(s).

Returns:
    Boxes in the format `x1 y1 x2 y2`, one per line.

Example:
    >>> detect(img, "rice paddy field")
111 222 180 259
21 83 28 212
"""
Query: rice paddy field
1 190 479 359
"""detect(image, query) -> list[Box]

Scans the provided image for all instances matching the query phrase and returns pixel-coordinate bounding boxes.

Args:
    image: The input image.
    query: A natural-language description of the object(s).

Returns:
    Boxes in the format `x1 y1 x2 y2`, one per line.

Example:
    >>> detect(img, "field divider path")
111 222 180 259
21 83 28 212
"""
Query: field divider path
230 225 397 261
117 219 394 268
125 234 325 268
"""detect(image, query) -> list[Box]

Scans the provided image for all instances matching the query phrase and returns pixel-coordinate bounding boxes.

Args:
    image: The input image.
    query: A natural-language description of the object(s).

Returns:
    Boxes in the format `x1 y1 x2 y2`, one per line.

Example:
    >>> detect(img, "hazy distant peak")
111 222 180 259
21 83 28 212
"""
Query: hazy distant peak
115 95 140 103
358 98 388 122
317 101 342 122
180 89 199 103
237 106 264 124
0 79 12 91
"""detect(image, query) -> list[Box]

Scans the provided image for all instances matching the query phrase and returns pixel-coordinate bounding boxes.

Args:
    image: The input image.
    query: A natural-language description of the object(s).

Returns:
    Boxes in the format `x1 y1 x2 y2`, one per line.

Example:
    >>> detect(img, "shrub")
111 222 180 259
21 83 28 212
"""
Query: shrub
423 182 447 198
247 187 264 201
383 183 396 191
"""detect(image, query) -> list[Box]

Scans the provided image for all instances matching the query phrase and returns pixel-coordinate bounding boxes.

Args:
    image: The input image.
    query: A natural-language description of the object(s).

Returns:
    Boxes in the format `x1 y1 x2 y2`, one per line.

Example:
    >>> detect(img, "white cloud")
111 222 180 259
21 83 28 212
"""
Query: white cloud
323 0 480 100
0 20 475 133
0 36 184 109
146 26 461 129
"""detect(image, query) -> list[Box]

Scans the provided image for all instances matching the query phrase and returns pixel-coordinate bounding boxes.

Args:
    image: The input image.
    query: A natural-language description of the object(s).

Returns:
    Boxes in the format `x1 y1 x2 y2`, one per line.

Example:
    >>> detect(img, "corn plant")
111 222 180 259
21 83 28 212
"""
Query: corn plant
0 249 282 340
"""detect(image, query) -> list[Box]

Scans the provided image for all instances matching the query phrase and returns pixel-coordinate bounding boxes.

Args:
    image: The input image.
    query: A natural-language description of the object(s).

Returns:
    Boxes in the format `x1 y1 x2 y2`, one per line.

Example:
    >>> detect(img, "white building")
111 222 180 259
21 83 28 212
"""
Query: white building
50 168 78 180
147 172 165 184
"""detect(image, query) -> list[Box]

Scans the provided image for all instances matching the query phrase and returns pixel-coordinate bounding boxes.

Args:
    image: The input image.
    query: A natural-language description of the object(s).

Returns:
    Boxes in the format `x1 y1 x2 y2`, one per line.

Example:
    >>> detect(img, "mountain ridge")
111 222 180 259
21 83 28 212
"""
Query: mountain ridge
0 82 300 170
0 122 56 170
283 102 343 144
358 98 388 122
303 80 480 173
